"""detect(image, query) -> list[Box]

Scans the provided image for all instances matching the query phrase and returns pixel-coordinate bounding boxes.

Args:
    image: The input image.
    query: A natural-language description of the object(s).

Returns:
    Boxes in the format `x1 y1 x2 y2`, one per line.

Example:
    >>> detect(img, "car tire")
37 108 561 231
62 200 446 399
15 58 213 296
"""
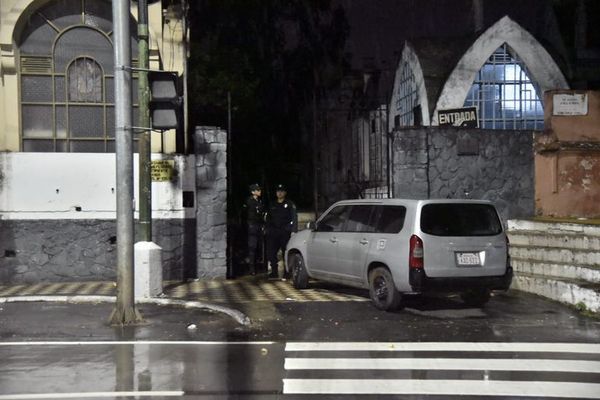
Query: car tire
460 288 491 307
290 253 309 289
369 267 402 311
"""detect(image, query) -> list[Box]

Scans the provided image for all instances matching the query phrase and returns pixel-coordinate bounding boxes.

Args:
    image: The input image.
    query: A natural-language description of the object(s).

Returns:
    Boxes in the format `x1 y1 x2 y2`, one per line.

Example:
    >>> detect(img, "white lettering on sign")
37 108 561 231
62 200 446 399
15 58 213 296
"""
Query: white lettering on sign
438 107 478 127
553 93 588 116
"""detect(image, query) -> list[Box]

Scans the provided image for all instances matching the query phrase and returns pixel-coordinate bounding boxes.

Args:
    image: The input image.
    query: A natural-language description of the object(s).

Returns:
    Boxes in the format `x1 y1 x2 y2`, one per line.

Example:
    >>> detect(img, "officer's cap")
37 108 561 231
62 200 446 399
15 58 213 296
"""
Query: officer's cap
249 183 261 191
275 184 287 192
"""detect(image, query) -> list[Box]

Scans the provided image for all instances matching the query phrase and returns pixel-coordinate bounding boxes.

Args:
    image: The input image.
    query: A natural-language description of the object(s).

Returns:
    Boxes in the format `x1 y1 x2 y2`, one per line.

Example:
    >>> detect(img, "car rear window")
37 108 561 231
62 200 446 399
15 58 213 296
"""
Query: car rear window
374 205 406 234
420 203 502 236
346 205 377 232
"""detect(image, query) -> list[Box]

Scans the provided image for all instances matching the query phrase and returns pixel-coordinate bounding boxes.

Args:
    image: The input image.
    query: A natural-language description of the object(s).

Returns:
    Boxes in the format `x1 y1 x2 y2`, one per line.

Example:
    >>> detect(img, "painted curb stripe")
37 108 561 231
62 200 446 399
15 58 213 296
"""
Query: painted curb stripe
284 357 600 373
282 379 600 397
285 342 600 354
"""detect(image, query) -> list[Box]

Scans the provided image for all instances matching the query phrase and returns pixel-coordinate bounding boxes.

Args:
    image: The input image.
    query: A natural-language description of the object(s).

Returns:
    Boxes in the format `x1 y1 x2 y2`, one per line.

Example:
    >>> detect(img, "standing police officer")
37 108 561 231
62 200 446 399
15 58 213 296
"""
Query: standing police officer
243 183 264 275
266 184 298 279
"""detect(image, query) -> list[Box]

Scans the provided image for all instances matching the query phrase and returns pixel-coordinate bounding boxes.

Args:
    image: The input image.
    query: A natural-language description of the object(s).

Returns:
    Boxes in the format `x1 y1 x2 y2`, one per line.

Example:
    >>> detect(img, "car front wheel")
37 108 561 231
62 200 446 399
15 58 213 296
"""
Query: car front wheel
368 267 401 311
290 253 309 289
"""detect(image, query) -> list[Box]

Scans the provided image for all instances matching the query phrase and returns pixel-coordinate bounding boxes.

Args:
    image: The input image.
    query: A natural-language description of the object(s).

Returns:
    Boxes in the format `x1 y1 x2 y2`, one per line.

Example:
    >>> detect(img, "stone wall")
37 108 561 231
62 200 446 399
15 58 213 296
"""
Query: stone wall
194 127 228 278
0 219 195 284
392 127 534 220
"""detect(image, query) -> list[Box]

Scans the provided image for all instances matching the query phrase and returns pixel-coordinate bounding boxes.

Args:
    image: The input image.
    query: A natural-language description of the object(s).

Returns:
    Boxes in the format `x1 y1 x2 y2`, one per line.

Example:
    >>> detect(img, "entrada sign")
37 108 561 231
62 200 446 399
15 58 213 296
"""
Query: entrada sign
438 106 479 128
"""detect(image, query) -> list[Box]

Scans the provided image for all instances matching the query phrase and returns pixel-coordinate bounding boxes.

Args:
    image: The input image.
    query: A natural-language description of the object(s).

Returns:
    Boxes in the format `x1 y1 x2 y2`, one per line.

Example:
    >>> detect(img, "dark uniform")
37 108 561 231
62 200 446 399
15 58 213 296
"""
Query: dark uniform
266 185 298 278
243 184 265 275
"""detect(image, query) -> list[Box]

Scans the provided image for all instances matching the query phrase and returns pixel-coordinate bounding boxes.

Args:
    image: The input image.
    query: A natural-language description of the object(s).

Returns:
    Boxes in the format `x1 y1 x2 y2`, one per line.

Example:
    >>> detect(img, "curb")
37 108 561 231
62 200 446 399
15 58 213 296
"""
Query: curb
0 295 251 326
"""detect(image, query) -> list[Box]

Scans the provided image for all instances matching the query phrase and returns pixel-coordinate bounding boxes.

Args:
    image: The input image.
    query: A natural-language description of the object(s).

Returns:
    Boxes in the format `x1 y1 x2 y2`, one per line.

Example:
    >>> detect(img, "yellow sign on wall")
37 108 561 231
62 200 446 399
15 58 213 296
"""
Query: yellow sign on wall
151 160 175 182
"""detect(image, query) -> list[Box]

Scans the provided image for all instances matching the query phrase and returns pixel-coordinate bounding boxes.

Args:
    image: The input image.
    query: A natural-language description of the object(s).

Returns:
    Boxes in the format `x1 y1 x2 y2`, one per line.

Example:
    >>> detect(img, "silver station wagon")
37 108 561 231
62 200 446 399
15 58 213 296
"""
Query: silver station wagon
285 199 513 311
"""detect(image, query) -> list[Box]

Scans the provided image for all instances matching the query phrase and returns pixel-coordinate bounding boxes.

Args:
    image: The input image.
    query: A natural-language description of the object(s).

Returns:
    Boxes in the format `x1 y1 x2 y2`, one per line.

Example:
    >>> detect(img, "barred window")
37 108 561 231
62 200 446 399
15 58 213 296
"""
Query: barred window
464 43 544 130
394 62 419 127
17 0 138 152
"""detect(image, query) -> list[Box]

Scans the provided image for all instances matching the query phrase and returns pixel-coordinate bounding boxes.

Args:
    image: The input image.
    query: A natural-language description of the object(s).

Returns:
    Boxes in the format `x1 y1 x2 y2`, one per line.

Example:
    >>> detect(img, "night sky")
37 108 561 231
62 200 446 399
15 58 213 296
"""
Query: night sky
187 0 599 211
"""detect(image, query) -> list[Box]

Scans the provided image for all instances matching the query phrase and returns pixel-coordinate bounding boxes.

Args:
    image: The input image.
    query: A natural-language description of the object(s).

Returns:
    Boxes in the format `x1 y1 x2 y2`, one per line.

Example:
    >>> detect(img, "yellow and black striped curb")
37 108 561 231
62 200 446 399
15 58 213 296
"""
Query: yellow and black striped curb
0 279 369 304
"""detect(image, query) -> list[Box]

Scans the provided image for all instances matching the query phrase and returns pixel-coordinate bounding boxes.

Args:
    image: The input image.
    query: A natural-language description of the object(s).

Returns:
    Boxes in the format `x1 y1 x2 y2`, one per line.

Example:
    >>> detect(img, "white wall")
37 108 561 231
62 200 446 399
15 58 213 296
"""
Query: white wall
0 153 195 219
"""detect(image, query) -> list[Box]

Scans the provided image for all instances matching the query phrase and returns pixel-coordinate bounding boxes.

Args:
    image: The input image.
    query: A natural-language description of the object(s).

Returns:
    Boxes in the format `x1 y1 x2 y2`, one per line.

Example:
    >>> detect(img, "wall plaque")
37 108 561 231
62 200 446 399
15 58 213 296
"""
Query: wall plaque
553 93 588 116
151 160 175 182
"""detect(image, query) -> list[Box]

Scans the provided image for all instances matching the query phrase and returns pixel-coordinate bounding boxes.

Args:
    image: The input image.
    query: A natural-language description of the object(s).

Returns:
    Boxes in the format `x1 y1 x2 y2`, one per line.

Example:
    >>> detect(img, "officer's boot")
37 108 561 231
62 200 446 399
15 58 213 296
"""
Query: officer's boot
268 261 278 279
248 252 256 275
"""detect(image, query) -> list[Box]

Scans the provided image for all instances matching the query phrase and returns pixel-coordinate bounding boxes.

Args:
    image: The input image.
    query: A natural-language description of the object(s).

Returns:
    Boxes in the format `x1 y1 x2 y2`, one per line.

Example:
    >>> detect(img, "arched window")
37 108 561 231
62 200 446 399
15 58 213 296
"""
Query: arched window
68 57 103 103
395 62 418 127
463 44 544 130
17 0 138 152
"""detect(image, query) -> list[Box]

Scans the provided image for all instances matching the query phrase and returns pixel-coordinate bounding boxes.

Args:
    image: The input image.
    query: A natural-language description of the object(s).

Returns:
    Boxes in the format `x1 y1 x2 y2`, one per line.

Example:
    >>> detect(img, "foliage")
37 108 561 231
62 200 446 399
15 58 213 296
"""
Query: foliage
188 0 349 207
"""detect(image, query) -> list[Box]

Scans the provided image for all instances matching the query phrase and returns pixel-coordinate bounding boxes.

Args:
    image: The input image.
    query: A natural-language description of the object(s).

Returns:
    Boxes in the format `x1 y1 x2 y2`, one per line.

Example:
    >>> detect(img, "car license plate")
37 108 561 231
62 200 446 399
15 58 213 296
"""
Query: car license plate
456 252 481 266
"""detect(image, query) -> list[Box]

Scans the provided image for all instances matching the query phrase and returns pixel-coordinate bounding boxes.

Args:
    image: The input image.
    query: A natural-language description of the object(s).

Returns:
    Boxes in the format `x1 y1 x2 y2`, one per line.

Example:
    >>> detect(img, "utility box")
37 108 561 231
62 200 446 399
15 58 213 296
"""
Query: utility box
135 241 163 298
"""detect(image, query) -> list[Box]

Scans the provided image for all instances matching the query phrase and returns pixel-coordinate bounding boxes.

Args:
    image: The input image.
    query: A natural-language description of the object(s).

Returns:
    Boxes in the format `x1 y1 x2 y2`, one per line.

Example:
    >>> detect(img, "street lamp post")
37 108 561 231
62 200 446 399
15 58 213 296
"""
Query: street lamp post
109 0 143 325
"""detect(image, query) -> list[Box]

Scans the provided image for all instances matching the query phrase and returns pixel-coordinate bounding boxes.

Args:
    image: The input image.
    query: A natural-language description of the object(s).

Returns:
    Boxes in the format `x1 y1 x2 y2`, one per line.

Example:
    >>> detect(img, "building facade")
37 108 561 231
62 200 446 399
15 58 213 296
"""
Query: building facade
0 0 228 283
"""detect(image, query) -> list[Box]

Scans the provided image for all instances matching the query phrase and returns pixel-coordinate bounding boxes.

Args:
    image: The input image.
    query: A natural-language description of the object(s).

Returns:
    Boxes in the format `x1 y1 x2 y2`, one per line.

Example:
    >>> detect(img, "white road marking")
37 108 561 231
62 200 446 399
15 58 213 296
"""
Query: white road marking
285 342 600 354
285 357 600 373
0 340 275 346
0 391 184 399
282 379 600 398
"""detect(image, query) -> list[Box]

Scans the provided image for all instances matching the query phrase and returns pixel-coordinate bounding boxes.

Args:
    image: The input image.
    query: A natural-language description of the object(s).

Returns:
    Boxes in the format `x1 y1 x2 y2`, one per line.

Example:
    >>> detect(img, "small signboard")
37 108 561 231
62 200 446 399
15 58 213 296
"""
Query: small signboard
151 160 175 182
553 93 588 116
438 106 479 128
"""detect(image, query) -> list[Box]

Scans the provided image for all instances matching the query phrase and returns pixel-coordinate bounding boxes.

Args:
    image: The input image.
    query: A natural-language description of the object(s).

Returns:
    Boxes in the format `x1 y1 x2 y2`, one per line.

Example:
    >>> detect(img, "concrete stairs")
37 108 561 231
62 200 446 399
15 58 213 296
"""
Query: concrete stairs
507 220 600 313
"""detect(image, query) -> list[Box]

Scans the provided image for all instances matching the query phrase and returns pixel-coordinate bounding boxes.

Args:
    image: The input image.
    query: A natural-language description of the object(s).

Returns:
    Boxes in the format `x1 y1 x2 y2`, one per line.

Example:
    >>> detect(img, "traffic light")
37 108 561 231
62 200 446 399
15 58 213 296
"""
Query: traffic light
149 71 182 130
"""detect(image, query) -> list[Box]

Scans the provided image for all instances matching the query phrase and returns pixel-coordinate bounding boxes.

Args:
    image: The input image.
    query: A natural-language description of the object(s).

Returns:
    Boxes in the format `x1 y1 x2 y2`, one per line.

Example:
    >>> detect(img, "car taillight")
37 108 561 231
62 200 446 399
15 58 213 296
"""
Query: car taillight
409 234 424 269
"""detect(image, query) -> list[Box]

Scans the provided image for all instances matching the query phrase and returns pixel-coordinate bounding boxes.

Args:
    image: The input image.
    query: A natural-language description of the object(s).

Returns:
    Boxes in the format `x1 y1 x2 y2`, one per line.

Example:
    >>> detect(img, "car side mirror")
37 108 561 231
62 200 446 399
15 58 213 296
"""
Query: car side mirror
306 221 315 230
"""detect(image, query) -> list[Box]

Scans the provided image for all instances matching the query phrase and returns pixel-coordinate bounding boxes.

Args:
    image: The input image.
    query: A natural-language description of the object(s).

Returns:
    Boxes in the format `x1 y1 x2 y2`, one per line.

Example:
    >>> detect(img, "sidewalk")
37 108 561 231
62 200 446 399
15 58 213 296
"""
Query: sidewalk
0 275 369 304
0 276 369 341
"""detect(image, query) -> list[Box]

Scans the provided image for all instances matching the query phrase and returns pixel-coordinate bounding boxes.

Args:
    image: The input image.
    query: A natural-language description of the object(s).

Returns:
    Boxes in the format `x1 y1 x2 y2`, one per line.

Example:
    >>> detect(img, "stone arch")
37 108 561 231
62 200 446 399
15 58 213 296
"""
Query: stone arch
388 41 430 130
432 15 568 125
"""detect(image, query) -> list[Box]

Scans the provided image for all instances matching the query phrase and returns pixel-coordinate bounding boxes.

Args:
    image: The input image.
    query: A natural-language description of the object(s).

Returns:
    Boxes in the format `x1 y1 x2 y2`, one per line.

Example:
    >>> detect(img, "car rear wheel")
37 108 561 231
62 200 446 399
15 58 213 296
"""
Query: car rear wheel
290 253 309 289
369 267 401 311
460 288 491 307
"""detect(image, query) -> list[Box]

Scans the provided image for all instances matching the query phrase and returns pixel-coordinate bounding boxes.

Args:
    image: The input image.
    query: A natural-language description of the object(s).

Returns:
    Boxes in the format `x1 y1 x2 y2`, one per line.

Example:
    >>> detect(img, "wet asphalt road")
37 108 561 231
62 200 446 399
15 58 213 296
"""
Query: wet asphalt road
0 290 599 399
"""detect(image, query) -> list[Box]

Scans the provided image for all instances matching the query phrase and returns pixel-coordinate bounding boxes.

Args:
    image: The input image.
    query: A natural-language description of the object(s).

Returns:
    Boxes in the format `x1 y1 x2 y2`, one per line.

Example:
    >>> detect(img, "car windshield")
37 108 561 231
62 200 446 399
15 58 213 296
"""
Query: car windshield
420 203 502 236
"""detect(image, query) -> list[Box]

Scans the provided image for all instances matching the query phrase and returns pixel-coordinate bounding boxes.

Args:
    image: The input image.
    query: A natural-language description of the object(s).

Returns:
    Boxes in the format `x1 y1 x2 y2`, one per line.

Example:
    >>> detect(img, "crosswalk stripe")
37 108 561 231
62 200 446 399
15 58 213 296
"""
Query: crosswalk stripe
0 391 185 399
284 357 600 373
285 342 600 354
282 379 600 398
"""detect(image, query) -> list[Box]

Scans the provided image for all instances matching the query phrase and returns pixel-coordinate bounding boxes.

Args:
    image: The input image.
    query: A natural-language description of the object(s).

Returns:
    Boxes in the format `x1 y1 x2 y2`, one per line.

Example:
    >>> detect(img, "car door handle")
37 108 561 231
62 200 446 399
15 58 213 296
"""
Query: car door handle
359 239 369 245
329 237 338 243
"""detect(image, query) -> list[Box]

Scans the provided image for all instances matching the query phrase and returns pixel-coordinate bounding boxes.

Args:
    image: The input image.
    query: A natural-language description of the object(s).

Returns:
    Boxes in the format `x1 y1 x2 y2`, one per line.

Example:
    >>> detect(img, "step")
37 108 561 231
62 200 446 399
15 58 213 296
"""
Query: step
508 231 600 252
512 272 600 313
512 259 600 283
508 220 600 237
509 245 600 267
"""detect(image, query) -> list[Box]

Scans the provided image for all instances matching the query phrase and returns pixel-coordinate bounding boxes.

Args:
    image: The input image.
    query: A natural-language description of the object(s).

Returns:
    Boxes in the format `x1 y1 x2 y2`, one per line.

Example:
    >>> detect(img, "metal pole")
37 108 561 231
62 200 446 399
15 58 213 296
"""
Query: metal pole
312 87 319 219
110 0 143 325
226 91 233 279
138 0 152 242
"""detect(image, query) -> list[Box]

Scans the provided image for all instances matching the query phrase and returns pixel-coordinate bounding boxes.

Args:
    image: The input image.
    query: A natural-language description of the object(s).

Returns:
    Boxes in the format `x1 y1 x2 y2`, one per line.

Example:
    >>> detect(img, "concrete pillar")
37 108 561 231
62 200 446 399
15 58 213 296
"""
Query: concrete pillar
194 126 227 278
